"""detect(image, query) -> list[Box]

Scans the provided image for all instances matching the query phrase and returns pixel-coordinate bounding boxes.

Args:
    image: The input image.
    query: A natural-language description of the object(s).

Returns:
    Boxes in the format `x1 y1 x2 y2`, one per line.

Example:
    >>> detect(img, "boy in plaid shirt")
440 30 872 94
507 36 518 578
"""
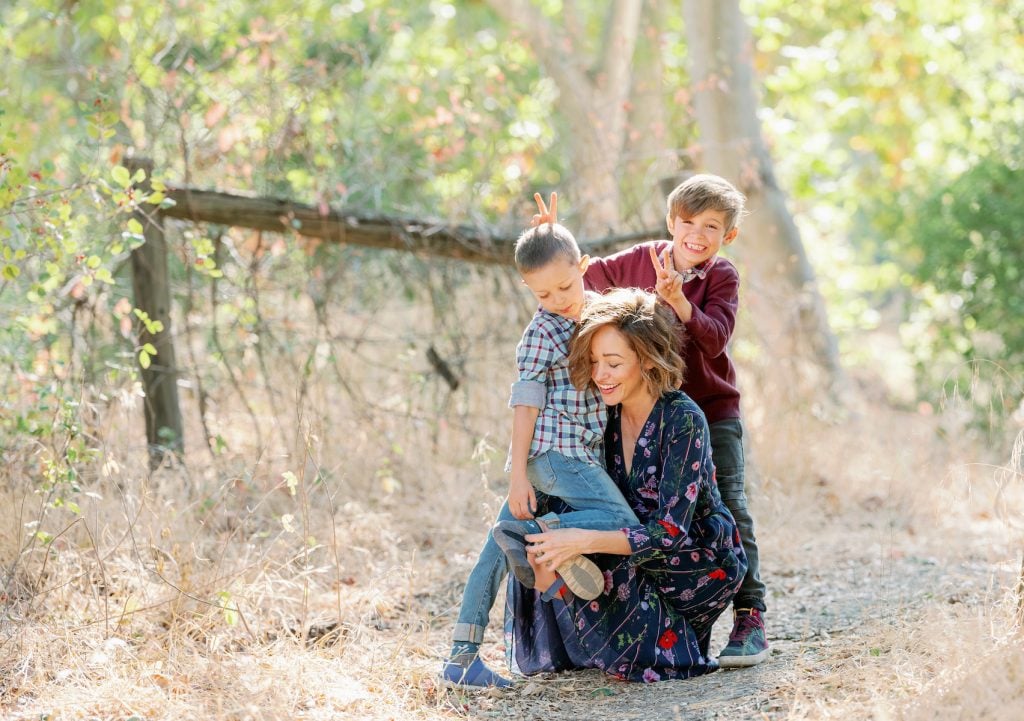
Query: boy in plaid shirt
441 222 639 689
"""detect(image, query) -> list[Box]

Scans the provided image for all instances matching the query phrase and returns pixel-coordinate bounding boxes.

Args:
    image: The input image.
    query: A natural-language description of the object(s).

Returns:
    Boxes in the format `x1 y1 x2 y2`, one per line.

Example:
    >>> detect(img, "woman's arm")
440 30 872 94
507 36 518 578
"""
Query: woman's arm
524 527 632 576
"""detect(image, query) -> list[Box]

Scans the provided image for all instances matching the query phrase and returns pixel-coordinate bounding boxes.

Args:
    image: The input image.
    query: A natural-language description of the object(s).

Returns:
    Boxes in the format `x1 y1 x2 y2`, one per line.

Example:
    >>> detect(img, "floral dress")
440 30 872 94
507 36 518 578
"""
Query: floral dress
505 390 747 682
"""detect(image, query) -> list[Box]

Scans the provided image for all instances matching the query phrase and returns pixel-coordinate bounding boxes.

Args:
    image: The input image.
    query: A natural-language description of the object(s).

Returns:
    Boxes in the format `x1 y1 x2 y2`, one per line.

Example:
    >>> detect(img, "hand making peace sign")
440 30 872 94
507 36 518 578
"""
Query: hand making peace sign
649 244 685 305
531 192 558 227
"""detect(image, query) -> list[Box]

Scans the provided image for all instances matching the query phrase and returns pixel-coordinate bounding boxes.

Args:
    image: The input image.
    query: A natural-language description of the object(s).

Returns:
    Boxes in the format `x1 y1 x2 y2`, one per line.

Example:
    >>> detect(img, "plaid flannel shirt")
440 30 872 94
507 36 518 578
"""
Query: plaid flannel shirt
504 304 606 471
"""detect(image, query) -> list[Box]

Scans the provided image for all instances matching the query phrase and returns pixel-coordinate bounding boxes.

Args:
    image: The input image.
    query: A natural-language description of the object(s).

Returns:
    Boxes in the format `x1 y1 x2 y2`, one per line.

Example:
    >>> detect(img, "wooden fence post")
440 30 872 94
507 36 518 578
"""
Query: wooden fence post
126 157 184 467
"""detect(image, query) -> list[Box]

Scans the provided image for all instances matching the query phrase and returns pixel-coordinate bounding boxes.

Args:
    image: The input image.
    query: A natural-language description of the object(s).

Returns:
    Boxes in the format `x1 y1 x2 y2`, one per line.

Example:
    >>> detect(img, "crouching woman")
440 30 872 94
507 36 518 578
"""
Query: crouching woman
506 288 747 682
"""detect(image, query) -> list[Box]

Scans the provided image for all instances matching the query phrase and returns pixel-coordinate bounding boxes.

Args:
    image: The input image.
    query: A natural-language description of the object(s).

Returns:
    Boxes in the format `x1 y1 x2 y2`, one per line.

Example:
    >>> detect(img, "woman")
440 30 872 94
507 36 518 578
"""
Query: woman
504 288 747 682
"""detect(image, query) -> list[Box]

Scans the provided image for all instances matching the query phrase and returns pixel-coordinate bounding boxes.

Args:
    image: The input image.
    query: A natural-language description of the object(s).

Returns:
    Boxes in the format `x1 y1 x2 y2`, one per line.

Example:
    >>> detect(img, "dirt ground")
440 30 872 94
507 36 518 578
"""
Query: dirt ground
433 517 1017 721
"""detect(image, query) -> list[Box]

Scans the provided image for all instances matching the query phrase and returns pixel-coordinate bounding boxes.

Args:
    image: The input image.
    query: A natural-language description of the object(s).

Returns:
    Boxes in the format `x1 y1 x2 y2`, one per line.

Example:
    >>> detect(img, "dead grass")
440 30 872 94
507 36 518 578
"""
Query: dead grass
2 269 1023 720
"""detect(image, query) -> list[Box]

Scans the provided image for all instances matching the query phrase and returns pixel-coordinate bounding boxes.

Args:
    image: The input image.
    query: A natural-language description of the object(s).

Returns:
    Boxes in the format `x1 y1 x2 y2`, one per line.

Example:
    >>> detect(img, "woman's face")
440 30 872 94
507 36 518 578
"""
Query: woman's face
590 325 651 407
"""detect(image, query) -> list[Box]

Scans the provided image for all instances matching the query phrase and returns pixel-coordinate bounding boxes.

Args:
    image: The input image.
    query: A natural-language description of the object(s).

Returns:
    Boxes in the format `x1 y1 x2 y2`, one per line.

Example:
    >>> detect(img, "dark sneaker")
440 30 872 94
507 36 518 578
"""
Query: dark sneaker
492 520 541 588
440 656 513 689
493 520 605 600
718 608 771 668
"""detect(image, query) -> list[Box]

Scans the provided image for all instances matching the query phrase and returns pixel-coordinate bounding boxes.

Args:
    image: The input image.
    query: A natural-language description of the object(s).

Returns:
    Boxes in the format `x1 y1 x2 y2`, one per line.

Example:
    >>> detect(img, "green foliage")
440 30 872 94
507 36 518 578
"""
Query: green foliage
745 0 1024 424
898 160 1024 407
2 0 1022 477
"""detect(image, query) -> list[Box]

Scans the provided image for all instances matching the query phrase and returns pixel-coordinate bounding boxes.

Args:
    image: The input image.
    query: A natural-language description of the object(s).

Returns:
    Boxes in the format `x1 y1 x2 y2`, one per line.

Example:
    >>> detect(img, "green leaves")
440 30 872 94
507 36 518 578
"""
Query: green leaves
894 160 1024 423
111 165 131 188
138 342 157 370
133 308 164 335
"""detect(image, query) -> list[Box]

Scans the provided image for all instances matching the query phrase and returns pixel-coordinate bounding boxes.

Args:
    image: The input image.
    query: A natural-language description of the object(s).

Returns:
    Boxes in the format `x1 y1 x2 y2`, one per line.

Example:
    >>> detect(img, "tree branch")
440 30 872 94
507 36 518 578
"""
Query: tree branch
161 186 659 264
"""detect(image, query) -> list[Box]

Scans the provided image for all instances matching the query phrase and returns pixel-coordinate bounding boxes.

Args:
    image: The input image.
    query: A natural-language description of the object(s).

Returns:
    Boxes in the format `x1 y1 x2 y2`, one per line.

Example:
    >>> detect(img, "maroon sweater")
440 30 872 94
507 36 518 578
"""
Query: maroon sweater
585 240 741 424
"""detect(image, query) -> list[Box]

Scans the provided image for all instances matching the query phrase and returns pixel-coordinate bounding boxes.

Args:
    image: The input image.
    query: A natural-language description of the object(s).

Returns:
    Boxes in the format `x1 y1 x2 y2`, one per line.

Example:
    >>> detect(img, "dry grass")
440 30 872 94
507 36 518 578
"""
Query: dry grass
2 267 1023 720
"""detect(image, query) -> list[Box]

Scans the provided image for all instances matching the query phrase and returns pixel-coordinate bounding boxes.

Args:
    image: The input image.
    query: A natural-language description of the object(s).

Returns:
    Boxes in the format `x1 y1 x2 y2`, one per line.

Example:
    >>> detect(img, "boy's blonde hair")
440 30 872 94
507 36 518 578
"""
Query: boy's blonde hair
568 288 684 397
667 173 747 232
513 223 581 273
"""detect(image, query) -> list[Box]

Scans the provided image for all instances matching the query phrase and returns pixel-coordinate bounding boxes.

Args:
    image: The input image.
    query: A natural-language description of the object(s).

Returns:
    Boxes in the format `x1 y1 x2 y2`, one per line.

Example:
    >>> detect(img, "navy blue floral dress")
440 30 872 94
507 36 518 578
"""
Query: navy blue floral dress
505 390 747 682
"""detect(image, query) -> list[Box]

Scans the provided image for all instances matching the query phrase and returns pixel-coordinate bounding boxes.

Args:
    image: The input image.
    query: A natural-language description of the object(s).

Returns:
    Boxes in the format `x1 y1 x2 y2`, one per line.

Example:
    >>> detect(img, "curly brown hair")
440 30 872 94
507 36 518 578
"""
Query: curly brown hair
568 288 685 397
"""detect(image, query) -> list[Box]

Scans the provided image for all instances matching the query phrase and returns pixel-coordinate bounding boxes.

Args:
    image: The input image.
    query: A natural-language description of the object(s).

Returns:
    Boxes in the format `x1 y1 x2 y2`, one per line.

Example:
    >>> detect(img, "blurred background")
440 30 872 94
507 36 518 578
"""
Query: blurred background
1 2 1022 719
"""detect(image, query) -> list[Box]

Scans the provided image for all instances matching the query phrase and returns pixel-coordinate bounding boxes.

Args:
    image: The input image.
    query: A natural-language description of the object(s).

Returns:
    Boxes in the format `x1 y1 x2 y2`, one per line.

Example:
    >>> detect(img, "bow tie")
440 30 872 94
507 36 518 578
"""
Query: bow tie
679 257 716 283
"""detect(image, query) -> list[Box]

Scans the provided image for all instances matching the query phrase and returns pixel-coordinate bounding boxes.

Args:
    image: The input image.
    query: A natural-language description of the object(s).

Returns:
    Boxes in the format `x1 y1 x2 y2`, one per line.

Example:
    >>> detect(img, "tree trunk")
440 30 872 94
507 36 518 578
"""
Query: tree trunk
127 158 185 467
622 0 676 228
485 0 643 236
682 0 847 402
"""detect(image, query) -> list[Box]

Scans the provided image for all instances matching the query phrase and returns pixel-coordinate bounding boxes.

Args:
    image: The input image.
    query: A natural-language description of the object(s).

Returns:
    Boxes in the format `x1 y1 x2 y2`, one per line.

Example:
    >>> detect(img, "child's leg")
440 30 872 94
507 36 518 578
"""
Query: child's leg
709 418 766 611
451 499 517 649
528 451 639 529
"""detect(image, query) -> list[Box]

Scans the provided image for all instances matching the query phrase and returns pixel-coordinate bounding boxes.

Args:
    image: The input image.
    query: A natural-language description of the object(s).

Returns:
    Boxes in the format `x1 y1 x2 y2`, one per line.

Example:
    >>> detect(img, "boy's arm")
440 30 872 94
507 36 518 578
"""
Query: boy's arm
682 266 739 359
584 242 658 293
507 404 540 519
506 319 556 519
529 193 662 295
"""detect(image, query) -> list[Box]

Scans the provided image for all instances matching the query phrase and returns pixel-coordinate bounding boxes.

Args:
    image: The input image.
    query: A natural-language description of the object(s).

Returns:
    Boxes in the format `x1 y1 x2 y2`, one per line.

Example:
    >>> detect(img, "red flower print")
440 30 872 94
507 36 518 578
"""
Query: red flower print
657 629 678 649
708 568 727 581
657 519 681 537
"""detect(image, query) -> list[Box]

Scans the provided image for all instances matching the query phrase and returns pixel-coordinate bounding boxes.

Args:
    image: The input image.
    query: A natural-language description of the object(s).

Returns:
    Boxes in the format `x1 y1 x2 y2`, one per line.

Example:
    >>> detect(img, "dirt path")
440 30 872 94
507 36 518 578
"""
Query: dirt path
441 526 1003 720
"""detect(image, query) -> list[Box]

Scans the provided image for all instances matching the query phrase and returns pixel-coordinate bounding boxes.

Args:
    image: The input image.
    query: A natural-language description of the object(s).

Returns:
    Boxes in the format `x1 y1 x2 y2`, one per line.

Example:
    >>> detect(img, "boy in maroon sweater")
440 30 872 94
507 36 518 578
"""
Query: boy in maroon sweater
532 176 770 666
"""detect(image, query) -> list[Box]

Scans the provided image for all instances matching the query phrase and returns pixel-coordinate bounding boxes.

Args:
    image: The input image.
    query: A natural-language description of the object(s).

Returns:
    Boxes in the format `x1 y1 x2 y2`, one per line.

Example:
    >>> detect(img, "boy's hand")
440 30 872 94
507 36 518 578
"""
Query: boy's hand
649 246 684 303
531 192 558 227
508 472 537 519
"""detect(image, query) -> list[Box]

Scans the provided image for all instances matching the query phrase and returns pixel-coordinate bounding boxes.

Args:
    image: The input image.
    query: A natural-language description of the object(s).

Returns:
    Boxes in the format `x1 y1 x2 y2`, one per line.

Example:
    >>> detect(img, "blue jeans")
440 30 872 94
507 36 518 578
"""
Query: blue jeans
452 450 638 643
709 418 766 611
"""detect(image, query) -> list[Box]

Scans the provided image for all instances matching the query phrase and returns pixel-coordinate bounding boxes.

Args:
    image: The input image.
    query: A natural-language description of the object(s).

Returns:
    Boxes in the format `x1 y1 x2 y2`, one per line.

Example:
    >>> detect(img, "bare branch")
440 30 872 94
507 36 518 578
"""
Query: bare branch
162 186 661 264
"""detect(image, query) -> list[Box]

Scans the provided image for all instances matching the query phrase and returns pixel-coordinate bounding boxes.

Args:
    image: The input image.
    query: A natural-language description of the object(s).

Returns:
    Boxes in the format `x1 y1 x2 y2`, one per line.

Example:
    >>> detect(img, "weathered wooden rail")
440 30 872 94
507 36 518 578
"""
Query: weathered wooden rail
125 159 661 466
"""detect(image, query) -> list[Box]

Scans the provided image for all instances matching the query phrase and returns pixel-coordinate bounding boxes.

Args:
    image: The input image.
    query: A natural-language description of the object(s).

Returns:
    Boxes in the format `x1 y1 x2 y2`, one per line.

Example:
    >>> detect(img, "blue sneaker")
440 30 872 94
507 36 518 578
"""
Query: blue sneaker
440 656 513 689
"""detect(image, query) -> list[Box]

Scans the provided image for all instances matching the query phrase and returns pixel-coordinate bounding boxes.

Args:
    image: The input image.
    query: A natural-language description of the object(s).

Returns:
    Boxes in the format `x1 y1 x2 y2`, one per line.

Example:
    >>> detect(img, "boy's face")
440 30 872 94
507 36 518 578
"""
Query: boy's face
521 255 590 321
667 208 738 270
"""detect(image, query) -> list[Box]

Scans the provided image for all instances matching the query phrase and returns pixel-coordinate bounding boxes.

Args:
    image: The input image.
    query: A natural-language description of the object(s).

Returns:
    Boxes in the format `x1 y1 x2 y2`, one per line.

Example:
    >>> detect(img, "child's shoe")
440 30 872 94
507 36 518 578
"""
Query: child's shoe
717 607 771 667
439 656 513 689
491 519 541 588
492 519 605 601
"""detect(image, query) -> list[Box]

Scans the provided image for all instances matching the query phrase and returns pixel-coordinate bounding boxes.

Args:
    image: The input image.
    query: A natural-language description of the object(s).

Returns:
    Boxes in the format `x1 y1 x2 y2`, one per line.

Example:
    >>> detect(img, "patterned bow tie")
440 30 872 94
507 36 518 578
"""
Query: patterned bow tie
679 257 716 283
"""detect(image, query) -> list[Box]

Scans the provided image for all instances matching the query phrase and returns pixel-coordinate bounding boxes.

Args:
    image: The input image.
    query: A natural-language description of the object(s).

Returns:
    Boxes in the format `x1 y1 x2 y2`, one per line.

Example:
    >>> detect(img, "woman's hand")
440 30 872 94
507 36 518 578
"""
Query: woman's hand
524 527 591 573
527 548 559 593
531 191 558 227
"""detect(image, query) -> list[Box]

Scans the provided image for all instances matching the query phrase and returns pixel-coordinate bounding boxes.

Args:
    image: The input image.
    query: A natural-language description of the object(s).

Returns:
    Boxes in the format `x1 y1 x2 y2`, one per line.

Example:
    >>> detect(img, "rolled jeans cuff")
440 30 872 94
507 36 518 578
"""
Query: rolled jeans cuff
452 622 485 645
